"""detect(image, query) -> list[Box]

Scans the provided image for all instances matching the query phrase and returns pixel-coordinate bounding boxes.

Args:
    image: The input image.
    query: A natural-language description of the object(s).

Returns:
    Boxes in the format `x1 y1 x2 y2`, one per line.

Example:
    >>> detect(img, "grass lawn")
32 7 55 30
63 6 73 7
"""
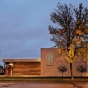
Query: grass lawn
0 76 88 82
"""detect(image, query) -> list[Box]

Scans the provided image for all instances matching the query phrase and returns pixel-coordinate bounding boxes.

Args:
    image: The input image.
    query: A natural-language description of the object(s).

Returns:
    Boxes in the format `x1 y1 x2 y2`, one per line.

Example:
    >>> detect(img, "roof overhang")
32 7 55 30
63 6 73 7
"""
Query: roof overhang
3 59 41 62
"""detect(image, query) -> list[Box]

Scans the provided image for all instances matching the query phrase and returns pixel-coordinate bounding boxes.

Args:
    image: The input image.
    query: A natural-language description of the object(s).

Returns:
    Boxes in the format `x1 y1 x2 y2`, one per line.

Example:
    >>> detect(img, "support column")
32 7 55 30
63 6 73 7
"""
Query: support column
5 63 9 75
9 62 13 75
9 65 13 75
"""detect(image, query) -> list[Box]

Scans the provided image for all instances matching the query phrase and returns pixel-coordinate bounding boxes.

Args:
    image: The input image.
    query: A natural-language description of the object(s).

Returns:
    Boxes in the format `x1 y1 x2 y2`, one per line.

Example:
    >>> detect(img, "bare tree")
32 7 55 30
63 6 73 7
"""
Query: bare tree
77 65 87 77
57 66 67 77
49 3 88 80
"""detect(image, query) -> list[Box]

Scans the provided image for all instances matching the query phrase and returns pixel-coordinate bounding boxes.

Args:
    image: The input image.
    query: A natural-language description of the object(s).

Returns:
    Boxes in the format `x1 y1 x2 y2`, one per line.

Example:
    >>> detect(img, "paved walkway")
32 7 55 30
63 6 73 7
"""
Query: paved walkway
0 82 87 88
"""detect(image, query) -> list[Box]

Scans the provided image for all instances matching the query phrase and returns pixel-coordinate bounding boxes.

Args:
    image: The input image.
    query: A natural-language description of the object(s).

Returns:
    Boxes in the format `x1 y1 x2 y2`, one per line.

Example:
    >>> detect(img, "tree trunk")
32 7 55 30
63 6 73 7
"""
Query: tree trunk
81 72 82 77
62 72 63 77
70 63 73 80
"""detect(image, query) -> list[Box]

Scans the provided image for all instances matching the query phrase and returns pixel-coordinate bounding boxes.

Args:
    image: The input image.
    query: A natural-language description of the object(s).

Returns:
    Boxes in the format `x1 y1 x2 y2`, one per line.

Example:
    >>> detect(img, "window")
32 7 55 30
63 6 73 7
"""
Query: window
46 53 54 65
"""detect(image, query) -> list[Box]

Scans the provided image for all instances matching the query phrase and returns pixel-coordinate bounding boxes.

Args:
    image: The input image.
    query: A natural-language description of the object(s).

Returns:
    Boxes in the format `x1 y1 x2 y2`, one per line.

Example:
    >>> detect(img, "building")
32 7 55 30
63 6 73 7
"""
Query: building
41 48 87 76
3 48 87 76
3 59 41 75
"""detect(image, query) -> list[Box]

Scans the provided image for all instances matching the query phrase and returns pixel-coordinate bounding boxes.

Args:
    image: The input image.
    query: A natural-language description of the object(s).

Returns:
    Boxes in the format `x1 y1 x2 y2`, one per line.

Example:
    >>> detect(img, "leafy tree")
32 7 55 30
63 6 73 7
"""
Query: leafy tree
0 65 3 75
77 65 87 77
57 66 67 77
49 3 88 80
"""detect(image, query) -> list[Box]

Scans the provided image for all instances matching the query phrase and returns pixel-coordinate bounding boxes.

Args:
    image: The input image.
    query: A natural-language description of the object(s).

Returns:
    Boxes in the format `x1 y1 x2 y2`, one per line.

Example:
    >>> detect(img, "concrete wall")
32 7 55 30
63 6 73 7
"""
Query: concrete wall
41 48 87 76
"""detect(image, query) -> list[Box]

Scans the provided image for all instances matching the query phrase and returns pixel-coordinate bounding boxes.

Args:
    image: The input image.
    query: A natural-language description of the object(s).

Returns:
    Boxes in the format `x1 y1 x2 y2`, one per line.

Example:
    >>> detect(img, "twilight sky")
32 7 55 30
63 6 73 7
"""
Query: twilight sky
0 0 88 65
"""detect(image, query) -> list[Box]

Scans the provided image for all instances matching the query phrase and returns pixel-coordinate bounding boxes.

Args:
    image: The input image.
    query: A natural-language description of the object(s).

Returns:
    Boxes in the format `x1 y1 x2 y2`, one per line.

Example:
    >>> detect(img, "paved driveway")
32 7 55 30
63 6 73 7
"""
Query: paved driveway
0 82 88 88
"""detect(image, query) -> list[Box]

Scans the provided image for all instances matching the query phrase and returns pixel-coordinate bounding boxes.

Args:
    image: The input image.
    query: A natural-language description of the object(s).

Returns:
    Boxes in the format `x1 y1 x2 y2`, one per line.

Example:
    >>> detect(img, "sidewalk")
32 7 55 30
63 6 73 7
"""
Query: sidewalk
0 82 88 88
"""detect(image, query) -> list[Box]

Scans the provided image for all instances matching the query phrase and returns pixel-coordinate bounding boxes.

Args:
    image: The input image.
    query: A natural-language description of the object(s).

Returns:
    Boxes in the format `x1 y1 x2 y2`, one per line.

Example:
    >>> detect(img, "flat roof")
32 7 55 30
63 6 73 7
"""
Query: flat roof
3 59 41 62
